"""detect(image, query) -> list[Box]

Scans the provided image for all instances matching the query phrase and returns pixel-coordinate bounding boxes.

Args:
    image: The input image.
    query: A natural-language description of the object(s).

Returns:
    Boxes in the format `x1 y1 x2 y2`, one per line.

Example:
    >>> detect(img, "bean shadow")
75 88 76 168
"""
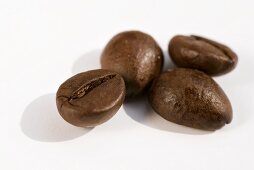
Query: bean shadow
20 50 101 142
20 94 93 142
223 83 254 130
72 49 102 75
162 50 176 71
215 55 254 87
212 55 254 129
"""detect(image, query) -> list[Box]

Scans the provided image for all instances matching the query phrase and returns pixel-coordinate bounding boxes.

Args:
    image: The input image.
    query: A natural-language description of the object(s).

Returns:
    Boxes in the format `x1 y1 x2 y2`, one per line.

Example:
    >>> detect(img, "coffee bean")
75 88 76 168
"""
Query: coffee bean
168 35 238 76
148 68 232 130
101 31 164 97
56 69 125 127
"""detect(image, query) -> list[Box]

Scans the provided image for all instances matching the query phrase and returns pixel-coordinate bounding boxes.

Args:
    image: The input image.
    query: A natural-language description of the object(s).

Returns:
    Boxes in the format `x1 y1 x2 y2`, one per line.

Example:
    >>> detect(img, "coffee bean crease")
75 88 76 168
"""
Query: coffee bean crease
191 35 233 62
69 74 116 101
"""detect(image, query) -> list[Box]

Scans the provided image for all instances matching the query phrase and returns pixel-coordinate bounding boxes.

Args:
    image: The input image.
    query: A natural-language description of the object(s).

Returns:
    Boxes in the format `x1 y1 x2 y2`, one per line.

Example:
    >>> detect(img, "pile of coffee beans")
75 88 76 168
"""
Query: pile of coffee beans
56 31 237 131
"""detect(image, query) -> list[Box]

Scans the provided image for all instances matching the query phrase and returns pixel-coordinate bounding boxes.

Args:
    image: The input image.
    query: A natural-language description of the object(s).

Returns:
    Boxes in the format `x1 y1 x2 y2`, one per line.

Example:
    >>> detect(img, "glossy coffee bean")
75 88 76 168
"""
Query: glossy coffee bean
149 68 232 131
56 69 125 127
101 31 163 97
169 35 238 76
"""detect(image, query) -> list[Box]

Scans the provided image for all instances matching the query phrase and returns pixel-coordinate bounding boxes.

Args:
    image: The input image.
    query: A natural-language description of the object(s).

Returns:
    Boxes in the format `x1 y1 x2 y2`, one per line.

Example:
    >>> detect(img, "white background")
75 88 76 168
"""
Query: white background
1 0 254 169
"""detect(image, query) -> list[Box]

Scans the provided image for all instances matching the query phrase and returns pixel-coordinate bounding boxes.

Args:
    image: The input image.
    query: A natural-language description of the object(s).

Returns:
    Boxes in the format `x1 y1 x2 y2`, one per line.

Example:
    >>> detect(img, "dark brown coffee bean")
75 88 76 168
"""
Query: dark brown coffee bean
101 31 163 97
148 68 232 131
168 35 238 76
56 69 125 127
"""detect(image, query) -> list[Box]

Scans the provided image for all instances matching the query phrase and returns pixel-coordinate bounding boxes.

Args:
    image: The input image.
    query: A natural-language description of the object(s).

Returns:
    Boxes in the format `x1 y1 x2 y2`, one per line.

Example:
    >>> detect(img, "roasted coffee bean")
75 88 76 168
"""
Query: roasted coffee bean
101 31 163 97
56 69 125 127
148 68 232 130
169 35 238 76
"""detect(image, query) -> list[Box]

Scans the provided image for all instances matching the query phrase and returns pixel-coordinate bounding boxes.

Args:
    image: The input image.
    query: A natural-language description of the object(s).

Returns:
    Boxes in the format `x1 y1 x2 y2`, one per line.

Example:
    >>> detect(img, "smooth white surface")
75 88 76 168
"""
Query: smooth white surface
1 0 254 169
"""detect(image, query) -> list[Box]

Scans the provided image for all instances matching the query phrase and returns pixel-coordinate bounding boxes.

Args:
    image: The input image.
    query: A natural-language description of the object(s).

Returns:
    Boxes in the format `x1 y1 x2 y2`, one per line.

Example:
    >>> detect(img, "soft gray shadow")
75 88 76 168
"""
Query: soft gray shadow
20 94 92 142
124 95 212 135
72 49 102 75
213 56 253 130
224 83 254 130
163 50 176 71
215 56 254 86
